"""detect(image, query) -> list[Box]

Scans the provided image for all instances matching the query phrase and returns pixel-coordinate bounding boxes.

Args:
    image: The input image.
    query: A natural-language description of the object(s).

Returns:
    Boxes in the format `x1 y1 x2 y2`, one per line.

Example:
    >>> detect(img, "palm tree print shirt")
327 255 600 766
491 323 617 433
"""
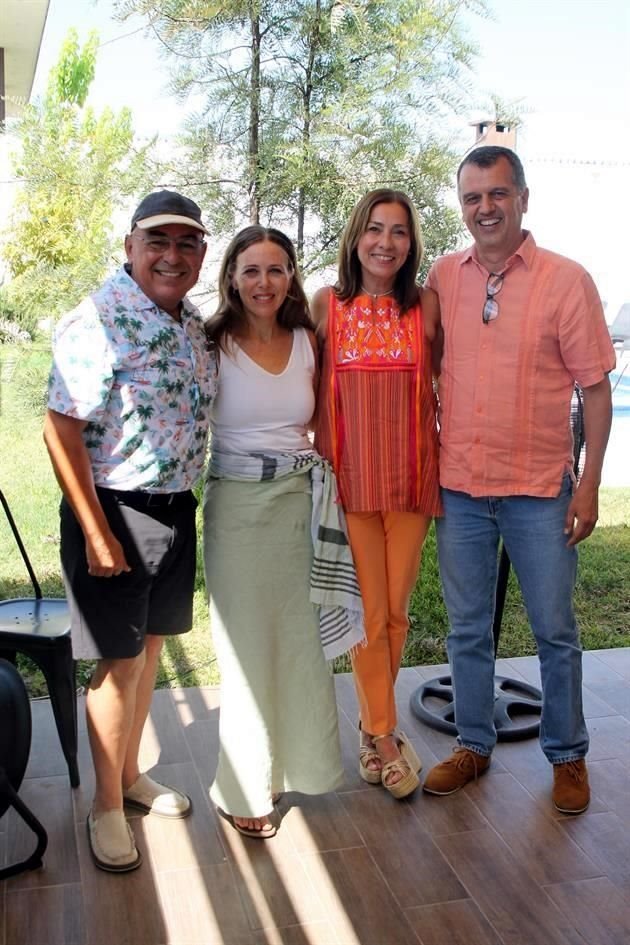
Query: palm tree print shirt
48 266 216 492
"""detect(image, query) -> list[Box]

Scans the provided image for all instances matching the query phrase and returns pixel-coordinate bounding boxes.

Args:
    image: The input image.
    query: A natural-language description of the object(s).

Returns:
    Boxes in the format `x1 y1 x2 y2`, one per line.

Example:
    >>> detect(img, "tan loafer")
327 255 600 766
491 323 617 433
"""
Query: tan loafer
87 809 141 873
123 773 192 819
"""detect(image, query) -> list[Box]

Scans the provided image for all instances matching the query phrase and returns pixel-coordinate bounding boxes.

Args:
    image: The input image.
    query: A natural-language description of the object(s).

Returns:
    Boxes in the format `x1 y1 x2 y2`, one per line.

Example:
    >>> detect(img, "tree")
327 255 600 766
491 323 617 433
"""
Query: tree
2 30 150 332
116 0 487 272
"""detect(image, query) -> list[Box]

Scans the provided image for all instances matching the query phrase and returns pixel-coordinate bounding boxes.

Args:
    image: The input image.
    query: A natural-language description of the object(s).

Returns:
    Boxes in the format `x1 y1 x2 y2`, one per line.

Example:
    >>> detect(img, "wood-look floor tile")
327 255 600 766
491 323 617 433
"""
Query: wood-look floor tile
278 791 362 854
6 777 79 889
435 826 588 945
135 762 226 870
251 921 339 945
5 883 85 945
332 673 359 725
500 656 542 686
494 739 558 798
77 819 168 945
218 823 326 931
544 876 630 945
593 648 630 680
181 716 220 790
302 847 420 945
406 774 491 838
495 657 532 680
24 700 67 780
466 772 601 885
138 689 193 768
405 899 503 945
586 716 630 763
584 680 630 721
156 863 254 945
581 685 623 720
560 811 630 893
334 709 371 793
340 789 466 908
582 652 627 686
70 729 97 823
9 650 630 945
171 685 221 727
588 758 630 817
412 663 451 682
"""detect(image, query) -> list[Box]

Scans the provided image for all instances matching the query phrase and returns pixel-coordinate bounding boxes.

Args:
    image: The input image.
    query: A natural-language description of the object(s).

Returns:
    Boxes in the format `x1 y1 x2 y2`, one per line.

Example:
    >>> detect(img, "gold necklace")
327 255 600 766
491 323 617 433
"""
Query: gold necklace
360 285 393 300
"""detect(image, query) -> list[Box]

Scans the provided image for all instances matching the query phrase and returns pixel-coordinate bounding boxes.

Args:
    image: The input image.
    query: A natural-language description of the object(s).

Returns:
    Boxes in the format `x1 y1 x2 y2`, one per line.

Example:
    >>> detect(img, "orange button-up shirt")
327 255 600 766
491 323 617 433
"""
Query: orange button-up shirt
426 232 616 498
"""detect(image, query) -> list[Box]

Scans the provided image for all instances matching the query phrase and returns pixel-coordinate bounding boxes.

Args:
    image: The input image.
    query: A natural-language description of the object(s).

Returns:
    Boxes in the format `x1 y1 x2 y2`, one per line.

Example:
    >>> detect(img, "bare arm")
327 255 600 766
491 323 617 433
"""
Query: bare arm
306 328 320 402
564 376 613 546
43 409 131 576
312 286 332 348
421 286 443 378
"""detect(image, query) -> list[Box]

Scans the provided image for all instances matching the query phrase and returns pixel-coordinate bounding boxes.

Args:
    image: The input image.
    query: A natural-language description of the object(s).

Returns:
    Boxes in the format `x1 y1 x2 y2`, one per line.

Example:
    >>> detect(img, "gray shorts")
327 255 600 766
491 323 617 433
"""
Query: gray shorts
60 487 198 660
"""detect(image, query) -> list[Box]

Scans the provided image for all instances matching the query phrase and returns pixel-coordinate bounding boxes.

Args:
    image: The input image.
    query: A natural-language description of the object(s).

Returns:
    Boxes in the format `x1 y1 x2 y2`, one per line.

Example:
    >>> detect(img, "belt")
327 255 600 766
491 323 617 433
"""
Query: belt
97 487 192 509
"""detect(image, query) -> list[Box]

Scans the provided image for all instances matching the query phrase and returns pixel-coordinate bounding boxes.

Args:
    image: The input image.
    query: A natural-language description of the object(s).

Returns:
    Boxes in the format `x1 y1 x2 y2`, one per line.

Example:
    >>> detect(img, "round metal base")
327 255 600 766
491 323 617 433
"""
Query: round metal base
409 674 542 742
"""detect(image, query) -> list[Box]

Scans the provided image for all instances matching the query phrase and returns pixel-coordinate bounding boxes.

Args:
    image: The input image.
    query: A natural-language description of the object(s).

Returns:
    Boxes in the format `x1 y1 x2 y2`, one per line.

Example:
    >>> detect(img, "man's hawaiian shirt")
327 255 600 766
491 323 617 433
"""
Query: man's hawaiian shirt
48 266 216 492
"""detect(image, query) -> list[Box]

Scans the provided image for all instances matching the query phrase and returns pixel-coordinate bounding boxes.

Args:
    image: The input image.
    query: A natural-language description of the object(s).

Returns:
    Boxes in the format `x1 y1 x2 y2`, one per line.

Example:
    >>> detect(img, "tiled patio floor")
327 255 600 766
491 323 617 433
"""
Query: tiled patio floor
2 650 630 945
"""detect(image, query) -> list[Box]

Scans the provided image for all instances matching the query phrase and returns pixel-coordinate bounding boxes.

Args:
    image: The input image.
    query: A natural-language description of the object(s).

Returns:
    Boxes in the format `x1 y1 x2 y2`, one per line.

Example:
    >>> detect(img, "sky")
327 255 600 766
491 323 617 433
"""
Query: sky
27 0 630 314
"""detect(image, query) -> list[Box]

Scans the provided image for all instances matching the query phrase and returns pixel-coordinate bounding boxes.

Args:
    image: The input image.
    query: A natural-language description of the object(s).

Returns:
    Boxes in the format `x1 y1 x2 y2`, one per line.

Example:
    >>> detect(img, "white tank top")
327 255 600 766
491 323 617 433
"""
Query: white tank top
210 327 315 453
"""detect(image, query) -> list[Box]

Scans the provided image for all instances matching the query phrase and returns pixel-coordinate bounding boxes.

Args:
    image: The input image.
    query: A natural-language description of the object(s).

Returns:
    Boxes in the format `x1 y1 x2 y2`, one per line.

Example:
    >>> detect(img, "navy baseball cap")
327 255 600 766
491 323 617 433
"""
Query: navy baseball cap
131 190 208 234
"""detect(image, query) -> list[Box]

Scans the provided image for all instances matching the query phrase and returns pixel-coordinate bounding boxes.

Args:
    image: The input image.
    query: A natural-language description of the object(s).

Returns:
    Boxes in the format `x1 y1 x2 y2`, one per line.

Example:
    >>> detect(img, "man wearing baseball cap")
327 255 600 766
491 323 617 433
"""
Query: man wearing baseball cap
44 191 216 872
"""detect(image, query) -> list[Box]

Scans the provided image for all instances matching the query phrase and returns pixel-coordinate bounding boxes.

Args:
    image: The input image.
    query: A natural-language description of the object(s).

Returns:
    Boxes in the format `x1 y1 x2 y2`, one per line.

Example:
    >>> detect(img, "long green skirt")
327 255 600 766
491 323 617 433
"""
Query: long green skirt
203 474 344 818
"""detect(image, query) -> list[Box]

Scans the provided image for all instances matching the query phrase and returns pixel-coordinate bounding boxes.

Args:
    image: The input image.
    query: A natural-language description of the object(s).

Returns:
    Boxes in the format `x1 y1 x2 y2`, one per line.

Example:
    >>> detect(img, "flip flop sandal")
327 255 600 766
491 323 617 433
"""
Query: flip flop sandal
218 807 278 840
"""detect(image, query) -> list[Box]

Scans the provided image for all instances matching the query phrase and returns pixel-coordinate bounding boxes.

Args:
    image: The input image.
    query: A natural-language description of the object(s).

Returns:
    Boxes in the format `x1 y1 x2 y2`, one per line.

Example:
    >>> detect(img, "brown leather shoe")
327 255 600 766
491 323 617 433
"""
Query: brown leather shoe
422 747 491 795
552 759 590 814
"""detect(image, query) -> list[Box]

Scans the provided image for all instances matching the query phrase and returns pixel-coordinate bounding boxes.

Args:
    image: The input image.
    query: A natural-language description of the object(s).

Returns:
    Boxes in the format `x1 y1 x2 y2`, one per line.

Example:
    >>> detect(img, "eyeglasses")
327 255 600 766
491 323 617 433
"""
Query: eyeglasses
132 234 206 256
482 272 504 324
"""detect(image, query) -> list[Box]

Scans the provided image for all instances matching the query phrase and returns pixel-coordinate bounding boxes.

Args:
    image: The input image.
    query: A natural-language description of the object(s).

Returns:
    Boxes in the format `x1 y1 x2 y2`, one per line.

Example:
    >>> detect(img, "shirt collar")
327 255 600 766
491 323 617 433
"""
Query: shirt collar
460 230 536 273
117 264 195 319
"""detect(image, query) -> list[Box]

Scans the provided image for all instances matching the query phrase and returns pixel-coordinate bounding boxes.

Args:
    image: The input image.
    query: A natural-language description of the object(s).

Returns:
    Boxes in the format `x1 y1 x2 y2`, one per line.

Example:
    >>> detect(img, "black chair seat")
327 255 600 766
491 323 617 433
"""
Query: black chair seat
0 490 79 787
0 597 71 636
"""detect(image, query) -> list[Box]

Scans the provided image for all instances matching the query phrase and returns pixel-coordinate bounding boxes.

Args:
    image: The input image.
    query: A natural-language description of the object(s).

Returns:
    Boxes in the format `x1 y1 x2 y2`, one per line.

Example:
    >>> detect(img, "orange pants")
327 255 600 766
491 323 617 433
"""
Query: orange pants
346 511 431 736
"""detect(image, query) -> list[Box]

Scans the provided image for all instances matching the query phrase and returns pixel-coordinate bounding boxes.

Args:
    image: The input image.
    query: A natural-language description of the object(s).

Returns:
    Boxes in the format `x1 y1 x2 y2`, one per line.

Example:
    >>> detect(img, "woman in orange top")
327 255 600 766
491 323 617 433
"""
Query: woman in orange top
314 189 441 798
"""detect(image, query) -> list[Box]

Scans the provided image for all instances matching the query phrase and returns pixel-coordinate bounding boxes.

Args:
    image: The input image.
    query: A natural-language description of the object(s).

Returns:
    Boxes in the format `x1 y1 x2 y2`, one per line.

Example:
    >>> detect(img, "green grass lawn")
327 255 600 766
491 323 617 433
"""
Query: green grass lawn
1 342 629 695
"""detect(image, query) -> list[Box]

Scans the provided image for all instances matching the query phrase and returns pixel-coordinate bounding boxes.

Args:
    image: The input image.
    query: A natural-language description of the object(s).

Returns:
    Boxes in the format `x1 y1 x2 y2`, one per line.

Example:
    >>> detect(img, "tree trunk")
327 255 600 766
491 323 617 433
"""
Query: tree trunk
297 0 322 262
248 6 261 224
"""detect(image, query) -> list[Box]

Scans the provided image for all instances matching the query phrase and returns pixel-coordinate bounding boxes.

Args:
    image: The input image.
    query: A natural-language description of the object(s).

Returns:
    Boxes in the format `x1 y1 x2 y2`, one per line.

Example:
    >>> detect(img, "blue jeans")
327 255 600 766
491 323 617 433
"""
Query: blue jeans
435 477 589 764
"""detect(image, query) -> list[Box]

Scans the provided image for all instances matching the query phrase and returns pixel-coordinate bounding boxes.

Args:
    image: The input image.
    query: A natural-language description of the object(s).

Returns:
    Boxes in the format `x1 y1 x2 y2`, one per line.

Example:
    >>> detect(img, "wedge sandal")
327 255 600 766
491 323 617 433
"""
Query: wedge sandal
374 731 422 799
358 722 382 784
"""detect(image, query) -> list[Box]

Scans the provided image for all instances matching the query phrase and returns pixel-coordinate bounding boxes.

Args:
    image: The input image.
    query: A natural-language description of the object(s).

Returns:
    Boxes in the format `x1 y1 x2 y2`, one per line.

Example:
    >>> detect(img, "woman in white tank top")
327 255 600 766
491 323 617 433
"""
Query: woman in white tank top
203 227 343 838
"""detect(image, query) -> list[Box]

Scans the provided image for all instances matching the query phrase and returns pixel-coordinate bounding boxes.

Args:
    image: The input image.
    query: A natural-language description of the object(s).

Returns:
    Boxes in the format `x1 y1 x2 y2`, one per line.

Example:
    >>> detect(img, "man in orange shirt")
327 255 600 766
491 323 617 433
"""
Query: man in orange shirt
423 146 615 814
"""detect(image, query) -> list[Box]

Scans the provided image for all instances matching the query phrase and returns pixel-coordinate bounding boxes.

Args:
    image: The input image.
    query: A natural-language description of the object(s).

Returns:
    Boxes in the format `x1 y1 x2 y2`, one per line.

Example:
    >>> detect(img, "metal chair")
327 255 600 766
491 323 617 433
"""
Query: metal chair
410 385 585 741
0 489 79 786
0 657 48 879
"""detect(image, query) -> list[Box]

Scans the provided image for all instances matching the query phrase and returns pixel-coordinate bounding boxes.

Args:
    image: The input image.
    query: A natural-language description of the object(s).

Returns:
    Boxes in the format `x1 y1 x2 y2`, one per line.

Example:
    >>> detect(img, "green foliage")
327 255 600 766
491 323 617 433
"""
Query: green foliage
2 29 150 324
48 29 98 106
115 0 486 269
0 290 36 341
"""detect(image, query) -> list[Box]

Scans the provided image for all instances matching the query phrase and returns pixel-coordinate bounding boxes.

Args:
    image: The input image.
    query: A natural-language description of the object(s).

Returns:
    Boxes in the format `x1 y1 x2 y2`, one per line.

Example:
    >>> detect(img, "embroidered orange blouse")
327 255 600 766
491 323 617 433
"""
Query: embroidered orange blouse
315 291 441 515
